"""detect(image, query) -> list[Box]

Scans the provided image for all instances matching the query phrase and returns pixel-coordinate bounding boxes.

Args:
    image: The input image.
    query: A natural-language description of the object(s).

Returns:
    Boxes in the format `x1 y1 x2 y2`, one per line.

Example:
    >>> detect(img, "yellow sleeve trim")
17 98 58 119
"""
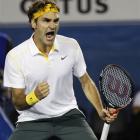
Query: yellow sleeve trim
26 91 39 105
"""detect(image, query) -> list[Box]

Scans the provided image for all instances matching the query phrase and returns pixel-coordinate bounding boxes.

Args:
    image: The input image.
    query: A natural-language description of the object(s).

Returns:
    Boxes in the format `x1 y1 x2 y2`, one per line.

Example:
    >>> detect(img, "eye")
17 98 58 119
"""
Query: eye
46 19 50 22
43 18 51 22
54 18 59 23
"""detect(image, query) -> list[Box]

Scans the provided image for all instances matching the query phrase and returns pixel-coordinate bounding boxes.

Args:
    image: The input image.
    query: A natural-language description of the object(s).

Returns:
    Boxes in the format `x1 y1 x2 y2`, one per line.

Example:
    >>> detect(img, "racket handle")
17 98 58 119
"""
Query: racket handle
100 123 110 140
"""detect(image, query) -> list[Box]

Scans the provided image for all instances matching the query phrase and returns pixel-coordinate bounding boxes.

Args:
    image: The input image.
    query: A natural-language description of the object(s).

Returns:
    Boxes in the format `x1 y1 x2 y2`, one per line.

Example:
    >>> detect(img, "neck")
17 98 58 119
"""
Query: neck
33 34 53 54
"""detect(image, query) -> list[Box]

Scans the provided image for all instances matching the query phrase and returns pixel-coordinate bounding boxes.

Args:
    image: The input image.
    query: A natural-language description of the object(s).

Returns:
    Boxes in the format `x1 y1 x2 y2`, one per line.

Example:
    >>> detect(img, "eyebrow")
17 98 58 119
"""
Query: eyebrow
43 17 59 21
54 18 59 22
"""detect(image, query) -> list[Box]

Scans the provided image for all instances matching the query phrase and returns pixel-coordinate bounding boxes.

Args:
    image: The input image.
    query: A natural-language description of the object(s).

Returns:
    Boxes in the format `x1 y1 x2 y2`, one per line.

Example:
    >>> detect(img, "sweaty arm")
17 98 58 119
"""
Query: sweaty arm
79 72 104 116
11 82 49 111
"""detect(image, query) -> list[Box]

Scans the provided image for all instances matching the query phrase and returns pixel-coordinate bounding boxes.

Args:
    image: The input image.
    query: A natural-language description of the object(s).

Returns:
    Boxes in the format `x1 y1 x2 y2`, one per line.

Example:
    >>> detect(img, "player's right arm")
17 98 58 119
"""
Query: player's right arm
11 82 49 111
4 52 49 111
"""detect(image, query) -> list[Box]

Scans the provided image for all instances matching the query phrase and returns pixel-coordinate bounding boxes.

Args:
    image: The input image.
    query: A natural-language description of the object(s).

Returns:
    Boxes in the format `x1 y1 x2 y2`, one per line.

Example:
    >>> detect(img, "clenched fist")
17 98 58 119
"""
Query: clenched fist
34 82 49 100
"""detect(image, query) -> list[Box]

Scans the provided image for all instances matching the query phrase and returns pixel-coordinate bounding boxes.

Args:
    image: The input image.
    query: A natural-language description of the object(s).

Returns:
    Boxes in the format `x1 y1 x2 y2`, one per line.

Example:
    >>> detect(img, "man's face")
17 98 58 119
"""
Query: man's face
32 12 60 47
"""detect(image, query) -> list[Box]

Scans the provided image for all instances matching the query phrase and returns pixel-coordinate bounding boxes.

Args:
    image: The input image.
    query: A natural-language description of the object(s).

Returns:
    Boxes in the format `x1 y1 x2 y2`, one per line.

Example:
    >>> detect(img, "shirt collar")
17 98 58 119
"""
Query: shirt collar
29 34 60 56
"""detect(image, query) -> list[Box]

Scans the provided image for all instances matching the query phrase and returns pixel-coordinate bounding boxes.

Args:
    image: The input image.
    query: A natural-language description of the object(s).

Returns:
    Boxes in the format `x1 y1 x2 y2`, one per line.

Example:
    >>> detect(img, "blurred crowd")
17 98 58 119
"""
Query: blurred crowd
0 32 140 140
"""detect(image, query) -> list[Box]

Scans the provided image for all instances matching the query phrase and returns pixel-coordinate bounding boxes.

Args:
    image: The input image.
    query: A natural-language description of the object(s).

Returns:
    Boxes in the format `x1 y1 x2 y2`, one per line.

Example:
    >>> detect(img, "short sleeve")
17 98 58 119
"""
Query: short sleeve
73 41 87 78
3 52 25 88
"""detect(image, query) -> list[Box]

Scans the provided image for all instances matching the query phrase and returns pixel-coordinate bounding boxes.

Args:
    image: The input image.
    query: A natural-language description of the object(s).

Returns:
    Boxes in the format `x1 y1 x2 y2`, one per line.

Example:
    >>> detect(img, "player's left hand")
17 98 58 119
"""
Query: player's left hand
99 108 119 123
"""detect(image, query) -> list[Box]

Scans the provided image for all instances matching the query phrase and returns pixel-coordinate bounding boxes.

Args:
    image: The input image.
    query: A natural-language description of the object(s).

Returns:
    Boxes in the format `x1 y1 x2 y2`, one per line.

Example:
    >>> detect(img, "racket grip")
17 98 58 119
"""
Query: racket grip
100 123 110 140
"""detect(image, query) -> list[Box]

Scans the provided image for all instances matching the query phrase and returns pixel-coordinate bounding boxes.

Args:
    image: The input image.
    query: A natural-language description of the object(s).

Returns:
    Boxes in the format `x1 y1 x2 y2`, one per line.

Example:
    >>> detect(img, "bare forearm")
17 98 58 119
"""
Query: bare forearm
11 82 49 111
80 73 103 115
11 88 31 111
83 81 103 113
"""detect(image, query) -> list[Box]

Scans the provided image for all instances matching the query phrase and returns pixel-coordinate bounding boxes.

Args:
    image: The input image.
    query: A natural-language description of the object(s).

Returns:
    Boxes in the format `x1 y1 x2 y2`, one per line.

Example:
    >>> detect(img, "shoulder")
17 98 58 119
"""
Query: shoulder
56 35 80 46
6 39 30 59
56 34 81 51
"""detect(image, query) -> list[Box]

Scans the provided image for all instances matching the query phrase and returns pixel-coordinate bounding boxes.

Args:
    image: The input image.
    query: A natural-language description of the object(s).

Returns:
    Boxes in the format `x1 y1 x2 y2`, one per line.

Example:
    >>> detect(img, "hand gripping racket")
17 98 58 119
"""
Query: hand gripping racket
99 64 134 140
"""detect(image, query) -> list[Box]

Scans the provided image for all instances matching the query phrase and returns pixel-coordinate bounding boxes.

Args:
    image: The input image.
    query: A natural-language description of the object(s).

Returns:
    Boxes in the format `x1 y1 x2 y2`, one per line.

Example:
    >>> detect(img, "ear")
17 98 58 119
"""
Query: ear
31 19 37 29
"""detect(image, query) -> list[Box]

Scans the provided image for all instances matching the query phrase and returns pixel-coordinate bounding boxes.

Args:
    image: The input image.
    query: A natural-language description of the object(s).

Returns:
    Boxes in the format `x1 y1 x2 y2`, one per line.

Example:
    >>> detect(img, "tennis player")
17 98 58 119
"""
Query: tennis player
3 0 118 140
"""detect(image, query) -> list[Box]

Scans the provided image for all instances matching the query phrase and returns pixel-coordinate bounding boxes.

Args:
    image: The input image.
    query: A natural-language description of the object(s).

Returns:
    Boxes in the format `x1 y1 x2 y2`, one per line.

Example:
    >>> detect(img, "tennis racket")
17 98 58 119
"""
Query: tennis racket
99 64 134 140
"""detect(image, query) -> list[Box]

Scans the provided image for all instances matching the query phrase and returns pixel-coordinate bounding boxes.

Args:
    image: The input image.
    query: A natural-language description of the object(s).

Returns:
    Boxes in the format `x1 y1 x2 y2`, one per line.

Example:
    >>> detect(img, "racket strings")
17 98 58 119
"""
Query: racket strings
101 66 132 108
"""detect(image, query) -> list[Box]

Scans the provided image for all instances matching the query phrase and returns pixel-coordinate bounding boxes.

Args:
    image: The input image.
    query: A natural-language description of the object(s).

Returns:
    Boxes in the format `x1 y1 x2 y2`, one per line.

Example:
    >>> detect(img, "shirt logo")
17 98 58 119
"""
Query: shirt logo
61 56 67 60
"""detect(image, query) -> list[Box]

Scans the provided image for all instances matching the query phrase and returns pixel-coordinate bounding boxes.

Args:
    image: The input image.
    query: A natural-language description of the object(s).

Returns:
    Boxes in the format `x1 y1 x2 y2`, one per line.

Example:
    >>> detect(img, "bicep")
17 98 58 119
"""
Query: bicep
79 72 96 89
79 72 90 88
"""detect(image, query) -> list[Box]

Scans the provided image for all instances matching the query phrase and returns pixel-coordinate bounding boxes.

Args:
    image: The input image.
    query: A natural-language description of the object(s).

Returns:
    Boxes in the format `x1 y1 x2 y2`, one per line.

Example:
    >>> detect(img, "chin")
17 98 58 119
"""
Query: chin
45 41 54 47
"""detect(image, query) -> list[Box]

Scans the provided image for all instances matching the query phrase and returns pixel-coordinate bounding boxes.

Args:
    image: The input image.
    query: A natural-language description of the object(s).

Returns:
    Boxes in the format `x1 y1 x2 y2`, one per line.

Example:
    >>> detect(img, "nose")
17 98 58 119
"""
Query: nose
49 22 56 29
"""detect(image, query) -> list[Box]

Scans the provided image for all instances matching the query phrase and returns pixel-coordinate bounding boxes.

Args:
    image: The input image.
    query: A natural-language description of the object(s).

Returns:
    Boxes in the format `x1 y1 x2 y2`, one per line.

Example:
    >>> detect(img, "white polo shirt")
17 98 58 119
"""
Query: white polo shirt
4 34 87 122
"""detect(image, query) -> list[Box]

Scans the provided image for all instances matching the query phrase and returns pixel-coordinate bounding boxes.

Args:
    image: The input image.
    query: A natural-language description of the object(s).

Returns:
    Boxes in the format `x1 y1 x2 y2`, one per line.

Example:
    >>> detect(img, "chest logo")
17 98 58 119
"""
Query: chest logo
61 56 67 60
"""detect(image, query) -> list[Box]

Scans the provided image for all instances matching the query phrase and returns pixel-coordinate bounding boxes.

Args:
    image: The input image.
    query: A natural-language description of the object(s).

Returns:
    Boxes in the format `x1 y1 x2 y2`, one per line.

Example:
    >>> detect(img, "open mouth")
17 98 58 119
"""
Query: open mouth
46 31 55 36
45 31 55 41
